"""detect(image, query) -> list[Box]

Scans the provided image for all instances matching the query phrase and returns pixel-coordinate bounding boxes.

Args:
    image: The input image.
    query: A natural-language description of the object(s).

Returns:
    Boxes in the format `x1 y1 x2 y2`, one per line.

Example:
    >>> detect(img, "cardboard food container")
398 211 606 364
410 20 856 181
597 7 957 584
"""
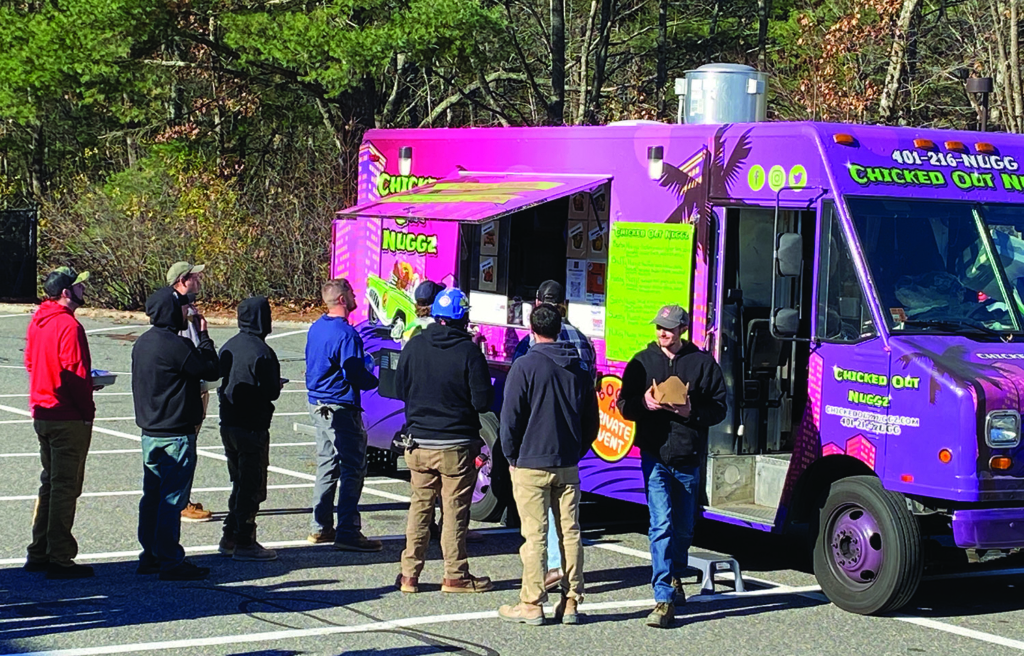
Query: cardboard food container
91 369 117 387
653 376 689 405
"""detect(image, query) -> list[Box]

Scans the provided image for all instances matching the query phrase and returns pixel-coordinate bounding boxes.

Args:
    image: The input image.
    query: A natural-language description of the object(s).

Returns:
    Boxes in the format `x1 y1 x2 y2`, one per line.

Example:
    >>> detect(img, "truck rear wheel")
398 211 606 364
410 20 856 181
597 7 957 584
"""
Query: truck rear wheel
813 475 922 615
470 412 509 523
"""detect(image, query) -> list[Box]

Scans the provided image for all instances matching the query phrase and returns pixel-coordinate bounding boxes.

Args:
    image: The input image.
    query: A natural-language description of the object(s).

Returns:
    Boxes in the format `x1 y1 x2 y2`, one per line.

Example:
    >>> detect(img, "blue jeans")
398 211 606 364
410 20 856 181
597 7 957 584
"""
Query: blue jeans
138 434 197 571
310 403 368 540
547 508 561 571
641 452 699 603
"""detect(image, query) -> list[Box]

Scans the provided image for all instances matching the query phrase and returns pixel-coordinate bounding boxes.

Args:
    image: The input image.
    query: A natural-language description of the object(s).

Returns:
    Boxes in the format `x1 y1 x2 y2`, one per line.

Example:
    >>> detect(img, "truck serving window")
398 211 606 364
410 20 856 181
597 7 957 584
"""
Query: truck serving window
846 197 1023 334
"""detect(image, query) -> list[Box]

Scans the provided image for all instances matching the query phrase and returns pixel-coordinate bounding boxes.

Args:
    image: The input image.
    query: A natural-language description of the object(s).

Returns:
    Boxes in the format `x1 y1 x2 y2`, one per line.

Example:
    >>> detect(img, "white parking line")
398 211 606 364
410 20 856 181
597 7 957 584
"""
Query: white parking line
0 483 314 502
0 313 32 318
266 329 309 340
83 326 145 334
0 449 140 458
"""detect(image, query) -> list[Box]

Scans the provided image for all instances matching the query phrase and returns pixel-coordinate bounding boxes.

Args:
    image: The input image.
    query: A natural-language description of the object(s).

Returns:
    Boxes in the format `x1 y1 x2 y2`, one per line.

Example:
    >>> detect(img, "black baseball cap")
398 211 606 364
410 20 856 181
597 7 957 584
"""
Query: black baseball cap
536 280 566 304
42 267 89 299
651 304 690 330
414 280 444 306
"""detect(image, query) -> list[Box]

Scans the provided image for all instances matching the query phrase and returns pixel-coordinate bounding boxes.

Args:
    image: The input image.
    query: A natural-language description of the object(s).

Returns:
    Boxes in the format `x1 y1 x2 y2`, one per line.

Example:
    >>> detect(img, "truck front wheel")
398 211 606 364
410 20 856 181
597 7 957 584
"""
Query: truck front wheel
812 475 923 615
470 412 509 523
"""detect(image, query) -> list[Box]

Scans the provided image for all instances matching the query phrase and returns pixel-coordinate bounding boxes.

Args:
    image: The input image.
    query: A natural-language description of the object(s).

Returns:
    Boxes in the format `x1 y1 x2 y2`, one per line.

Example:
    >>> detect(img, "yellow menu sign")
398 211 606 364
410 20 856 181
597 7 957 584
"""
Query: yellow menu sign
605 222 695 362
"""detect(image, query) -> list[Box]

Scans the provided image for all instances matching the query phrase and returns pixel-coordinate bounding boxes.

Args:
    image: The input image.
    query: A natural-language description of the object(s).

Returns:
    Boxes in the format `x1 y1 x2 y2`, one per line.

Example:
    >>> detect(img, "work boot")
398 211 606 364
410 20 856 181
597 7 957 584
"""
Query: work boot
46 562 94 580
498 602 545 625
307 527 337 544
645 602 675 628
552 595 580 625
181 502 213 523
159 560 210 581
233 543 278 561
671 577 687 604
218 535 236 556
395 574 419 593
544 567 564 591
23 560 48 573
333 533 383 552
441 574 493 593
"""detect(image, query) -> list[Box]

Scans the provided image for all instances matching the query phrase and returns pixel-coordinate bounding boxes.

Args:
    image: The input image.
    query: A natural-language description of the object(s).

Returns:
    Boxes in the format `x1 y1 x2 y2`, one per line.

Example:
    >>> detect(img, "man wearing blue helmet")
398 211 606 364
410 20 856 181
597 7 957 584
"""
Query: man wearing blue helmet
394 287 494 594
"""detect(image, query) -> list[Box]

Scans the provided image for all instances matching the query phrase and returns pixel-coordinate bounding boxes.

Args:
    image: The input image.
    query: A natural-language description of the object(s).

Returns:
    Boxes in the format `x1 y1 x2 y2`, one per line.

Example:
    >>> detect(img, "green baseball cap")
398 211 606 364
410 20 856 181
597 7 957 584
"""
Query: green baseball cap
166 261 206 286
42 267 89 298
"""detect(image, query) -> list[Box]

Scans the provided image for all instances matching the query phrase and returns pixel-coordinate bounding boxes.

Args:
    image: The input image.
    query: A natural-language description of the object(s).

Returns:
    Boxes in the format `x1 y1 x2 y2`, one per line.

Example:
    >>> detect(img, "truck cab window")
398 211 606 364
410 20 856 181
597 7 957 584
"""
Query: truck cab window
817 203 875 341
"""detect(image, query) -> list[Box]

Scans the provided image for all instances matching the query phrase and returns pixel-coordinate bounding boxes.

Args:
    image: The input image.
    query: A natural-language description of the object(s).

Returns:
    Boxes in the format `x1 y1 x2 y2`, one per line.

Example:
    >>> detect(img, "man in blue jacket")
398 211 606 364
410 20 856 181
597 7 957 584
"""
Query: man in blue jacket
498 304 599 626
305 278 380 552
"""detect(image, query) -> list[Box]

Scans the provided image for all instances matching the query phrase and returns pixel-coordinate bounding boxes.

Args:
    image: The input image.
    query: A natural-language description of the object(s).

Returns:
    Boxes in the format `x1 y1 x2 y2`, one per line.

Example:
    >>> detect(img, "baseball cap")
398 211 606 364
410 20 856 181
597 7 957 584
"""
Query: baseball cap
536 280 565 304
166 261 206 286
432 288 469 320
414 280 444 306
651 304 690 330
42 267 89 299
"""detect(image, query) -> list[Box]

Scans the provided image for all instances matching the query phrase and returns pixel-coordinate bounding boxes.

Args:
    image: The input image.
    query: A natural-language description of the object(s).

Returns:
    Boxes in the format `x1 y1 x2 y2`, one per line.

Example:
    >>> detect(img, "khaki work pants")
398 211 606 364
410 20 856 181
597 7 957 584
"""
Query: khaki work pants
512 466 584 604
401 445 478 580
28 420 93 566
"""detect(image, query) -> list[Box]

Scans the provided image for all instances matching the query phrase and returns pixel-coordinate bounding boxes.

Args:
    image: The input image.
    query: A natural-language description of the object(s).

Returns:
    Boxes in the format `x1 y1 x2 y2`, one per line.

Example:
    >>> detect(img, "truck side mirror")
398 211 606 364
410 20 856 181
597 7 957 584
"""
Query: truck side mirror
772 308 800 337
776 233 803 277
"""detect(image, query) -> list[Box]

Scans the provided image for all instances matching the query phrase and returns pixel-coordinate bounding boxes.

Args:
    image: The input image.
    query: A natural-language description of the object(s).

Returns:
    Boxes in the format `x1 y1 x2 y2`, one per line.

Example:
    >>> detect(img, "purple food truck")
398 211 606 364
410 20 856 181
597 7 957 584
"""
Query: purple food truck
331 66 1024 615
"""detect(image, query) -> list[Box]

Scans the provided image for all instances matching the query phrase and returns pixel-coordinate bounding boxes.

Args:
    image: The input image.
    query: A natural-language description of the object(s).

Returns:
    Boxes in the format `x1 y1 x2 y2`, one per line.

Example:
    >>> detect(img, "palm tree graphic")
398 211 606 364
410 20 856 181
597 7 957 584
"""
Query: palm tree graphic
657 125 753 223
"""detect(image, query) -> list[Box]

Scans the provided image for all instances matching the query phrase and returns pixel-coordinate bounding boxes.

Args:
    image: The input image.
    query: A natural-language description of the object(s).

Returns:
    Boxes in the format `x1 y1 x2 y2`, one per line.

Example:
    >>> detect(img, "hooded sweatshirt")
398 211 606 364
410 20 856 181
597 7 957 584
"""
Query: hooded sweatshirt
500 341 599 469
218 297 281 431
24 300 95 421
395 321 493 447
132 287 219 436
618 341 727 468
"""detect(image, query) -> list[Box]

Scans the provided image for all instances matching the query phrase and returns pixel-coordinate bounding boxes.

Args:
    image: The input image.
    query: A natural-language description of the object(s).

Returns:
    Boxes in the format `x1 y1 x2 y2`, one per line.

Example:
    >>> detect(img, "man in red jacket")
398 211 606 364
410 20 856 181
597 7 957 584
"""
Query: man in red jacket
24 267 96 579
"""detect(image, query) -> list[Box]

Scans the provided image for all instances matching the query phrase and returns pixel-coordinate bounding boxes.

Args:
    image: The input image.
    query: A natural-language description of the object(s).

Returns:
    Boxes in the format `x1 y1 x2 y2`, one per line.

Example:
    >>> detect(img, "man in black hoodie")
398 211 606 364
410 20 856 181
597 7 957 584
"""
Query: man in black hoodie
216 297 281 562
618 304 727 628
132 287 220 581
394 288 494 595
498 304 599 626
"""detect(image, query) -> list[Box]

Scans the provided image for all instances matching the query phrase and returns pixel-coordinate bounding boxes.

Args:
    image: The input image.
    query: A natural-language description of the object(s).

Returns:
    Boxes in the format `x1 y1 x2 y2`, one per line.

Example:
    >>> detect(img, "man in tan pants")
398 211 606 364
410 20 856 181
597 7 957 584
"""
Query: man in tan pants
498 304 599 625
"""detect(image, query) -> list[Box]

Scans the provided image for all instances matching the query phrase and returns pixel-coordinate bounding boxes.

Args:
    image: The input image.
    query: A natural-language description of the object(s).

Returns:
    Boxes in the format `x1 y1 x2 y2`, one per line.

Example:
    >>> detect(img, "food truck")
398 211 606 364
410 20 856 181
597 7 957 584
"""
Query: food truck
331 65 1024 615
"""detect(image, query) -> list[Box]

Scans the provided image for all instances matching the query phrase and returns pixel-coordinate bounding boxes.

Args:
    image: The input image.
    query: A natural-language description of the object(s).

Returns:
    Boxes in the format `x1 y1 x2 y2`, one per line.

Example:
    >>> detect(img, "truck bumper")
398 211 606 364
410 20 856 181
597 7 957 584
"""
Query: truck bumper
952 508 1024 549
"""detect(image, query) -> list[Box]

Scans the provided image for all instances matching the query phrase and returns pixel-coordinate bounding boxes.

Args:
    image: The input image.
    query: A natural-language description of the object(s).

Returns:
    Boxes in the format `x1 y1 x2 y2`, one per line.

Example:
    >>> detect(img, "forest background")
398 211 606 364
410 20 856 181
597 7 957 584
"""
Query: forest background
0 0 1014 308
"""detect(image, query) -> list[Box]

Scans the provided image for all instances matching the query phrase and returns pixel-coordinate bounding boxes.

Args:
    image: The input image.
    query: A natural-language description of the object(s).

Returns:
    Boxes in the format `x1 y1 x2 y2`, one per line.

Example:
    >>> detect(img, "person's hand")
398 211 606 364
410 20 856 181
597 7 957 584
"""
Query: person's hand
198 315 208 332
643 381 661 412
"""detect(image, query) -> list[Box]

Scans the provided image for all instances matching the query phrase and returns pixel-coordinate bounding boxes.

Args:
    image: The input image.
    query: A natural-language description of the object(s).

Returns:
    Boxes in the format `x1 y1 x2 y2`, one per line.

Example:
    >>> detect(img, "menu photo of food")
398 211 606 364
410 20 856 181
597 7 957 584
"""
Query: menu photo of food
587 261 606 296
567 220 587 257
479 256 497 292
568 192 591 219
480 220 499 255
592 185 609 222
588 220 608 260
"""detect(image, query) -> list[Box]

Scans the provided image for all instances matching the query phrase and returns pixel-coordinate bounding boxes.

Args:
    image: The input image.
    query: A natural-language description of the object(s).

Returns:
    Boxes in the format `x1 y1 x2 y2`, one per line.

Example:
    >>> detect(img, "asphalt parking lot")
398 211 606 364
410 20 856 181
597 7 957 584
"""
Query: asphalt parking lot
3 305 1024 655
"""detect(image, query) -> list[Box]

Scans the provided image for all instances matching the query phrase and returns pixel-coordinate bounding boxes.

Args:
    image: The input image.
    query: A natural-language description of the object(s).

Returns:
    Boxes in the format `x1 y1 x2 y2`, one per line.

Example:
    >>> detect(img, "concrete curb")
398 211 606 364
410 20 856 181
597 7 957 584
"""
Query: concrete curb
0 303 315 331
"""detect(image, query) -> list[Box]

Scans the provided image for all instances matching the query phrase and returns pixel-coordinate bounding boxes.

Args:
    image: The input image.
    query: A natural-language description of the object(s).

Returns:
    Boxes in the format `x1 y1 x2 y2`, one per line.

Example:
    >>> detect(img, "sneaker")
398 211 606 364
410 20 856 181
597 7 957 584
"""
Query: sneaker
307 527 337 544
233 543 278 562
396 573 419 593
136 561 160 575
333 533 383 553
46 562 94 580
218 535 236 556
645 602 675 628
498 602 545 625
552 595 580 625
544 567 564 591
23 561 48 573
159 560 210 581
181 502 213 523
442 574 494 593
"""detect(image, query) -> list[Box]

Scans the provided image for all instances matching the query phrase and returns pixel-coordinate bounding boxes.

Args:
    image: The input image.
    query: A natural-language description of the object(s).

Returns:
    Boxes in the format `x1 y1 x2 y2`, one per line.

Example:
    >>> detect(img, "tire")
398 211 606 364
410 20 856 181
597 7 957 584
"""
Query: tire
470 412 509 523
812 475 923 615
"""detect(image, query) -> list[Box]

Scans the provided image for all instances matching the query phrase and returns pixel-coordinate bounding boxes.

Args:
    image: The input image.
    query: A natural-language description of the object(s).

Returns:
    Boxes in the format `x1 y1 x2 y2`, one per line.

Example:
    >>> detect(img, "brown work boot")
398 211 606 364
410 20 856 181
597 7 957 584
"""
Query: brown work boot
552 595 580 625
233 543 278 562
441 574 493 593
333 533 383 552
498 602 545 625
645 602 675 628
395 573 419 593
544 567 564 591
181 502 213 523
307 527 337 544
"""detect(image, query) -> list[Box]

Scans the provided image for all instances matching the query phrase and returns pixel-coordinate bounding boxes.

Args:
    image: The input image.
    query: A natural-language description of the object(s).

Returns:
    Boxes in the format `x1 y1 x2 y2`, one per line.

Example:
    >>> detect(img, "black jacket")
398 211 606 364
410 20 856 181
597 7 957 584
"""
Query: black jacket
500 341 599 469
395 322 493 446
218 297 281 431
132 287 220 437
618 341 727 468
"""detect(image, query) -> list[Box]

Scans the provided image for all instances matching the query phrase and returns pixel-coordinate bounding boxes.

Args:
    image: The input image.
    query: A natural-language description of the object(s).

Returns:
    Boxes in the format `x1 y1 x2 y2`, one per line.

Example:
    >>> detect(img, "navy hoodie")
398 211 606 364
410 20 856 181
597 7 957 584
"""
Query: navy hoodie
618 341 727 468
132 287 219 437
500 341 599 469
218 297 282 431
395 322 493 447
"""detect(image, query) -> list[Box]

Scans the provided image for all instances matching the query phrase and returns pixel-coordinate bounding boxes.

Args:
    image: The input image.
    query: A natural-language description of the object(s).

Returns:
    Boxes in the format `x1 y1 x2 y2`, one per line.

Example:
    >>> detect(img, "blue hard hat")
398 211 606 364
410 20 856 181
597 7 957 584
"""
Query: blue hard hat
432 288 469 320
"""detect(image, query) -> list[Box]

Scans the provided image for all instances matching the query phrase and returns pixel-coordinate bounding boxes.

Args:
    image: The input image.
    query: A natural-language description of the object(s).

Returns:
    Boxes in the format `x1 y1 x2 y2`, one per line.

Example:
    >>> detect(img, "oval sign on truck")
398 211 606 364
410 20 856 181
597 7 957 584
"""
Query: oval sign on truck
593 375 637 462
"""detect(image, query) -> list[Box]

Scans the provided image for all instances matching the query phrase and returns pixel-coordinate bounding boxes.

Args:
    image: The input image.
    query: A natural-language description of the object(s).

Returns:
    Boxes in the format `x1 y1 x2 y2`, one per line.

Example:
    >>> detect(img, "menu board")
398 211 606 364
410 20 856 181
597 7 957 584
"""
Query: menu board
605 222 695 362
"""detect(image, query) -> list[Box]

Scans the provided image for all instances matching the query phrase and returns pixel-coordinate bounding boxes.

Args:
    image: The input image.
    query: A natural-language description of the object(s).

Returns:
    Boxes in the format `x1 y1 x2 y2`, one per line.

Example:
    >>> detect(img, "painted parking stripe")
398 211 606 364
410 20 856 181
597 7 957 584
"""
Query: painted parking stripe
266 329 309 340
83 326 146 334
0 483 314 502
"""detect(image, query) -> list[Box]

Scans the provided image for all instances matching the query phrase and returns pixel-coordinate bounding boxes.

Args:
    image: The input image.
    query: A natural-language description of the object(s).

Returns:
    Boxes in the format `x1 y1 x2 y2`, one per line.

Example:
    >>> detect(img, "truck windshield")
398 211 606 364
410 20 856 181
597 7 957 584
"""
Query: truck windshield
847 197 1024 334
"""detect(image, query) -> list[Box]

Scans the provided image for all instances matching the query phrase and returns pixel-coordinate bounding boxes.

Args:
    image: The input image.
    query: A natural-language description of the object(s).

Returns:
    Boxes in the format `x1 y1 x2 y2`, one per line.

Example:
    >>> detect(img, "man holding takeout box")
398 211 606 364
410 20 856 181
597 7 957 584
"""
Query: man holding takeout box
618 304 727 629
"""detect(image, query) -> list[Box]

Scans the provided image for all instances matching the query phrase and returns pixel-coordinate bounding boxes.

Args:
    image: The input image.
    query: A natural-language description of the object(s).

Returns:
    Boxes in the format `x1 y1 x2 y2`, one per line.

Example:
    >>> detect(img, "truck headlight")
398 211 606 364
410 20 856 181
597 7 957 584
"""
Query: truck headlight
986 410 1021 448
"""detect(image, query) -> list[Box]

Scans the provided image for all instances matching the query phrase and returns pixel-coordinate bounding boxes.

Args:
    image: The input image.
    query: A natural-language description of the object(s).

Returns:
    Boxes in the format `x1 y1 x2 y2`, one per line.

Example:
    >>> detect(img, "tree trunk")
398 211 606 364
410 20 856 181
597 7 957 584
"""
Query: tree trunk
550 0 566 124
757 0 769 69
1012 0 1023 131
877 0 921 124
576 0 598 124
586 0 615 124
656 0 668 118
29 122 46 201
